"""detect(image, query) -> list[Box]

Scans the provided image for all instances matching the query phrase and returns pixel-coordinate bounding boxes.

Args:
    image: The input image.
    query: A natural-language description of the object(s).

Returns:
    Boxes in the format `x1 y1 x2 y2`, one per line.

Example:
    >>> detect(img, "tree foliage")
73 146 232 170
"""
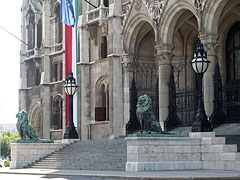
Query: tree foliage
0 131 18 158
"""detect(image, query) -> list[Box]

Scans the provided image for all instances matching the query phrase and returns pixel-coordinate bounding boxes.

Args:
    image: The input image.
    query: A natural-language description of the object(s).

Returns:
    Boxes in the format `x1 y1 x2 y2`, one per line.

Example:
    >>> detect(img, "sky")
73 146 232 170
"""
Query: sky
0 1 22 124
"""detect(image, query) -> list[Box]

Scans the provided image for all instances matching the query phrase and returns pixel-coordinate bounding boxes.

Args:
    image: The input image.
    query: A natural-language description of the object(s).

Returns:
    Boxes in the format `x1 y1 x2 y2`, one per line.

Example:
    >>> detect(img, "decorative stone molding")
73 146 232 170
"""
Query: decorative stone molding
99 20 108 34
87 25 98 45
135 0 143 12
142 0 167 24
194 0 205 15
123 61 138 73
156 53 173 65
204 43 219 57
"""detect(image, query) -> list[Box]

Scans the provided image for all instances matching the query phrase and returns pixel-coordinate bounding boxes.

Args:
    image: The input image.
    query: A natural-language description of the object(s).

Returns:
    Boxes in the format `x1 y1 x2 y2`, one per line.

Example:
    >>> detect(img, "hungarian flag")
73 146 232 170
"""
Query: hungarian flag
60 0 79 126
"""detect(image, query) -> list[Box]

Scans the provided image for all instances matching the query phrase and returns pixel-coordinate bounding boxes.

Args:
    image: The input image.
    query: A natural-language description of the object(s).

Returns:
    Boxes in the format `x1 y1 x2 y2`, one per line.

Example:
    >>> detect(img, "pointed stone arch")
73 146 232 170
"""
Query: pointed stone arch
203 0 238 36
29 101 41 138
123 14 154 54
159 1 198 45
95 76 109 121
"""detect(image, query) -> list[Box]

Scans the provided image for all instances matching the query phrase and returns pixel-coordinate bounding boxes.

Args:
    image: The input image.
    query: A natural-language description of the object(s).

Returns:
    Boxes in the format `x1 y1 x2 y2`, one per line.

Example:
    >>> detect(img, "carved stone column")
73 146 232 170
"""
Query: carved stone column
156 46 173 130
122 54 135 135
201 36 218 117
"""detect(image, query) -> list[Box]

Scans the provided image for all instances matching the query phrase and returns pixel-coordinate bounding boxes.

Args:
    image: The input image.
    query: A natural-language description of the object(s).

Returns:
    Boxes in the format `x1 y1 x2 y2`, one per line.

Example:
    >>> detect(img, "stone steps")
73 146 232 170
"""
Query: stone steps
27 139 127 171
168 123 240 152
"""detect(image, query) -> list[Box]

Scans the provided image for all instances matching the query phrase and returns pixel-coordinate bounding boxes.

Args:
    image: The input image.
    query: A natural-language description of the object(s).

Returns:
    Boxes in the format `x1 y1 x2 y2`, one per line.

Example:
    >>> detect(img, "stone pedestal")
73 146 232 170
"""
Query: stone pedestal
10 143 67 169
126 132 240 171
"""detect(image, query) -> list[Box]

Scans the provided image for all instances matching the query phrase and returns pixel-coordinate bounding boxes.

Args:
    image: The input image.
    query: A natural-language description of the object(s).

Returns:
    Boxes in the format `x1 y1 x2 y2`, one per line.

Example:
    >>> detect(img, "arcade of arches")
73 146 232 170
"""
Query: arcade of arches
124 0 240 132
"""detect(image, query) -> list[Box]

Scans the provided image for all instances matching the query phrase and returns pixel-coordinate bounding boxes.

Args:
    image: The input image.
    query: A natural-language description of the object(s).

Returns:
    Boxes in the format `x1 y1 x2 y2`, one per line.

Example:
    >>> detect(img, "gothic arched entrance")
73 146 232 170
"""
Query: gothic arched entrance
133 22 158 116
29 105 41 138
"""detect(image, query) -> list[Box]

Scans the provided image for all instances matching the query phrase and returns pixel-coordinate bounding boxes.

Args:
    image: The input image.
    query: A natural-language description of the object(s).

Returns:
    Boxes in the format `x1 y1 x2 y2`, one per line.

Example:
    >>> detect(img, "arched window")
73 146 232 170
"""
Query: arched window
101 36 107 59
103 0 109 7
226 21 240 82
27 10 35 50
56 5 63 43
101 84 106 107
35 68 41 86
37 19 42 48
95 81 109 121
52 96 63 129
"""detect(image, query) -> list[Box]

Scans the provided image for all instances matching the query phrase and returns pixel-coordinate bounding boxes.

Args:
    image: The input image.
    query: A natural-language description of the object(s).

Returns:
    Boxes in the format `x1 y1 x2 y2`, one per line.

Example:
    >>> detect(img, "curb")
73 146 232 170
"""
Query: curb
0 170 240 180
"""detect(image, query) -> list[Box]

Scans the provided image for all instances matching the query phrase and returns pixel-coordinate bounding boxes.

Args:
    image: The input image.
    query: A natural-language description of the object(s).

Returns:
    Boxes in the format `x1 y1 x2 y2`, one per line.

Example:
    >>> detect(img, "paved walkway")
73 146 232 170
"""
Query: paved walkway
0 168 240 179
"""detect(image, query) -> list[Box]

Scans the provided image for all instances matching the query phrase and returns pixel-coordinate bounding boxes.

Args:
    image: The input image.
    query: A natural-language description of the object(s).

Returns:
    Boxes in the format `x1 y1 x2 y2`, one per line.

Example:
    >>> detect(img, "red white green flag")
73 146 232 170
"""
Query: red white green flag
61 0 79 127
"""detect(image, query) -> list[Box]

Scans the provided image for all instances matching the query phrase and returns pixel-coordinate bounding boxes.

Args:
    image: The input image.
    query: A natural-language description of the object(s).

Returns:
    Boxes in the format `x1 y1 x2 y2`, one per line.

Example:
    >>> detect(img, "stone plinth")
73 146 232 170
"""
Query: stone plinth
126 132 240 171
10 143 67 169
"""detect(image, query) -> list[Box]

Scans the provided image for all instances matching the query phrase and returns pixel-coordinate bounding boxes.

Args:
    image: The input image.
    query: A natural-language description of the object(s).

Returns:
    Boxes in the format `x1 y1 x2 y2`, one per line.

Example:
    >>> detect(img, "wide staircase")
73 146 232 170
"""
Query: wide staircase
27 138 127 171
168 123 240 152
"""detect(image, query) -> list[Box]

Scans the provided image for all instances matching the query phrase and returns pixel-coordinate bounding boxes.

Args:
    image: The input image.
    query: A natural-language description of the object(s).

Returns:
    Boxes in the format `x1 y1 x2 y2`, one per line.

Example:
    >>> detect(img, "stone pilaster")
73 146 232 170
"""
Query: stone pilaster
40 0 51 139
107 0 124 137
156 46 173 130
78 8 91 139
19 62 28 111
201 36 218 117
122 55 134 135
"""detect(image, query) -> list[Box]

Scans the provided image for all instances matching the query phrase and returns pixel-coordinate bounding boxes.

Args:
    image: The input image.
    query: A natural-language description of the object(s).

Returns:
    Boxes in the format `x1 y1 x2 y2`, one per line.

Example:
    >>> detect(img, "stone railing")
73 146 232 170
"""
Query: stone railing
87 6 109 24
51 43 63 53
25 48 41 58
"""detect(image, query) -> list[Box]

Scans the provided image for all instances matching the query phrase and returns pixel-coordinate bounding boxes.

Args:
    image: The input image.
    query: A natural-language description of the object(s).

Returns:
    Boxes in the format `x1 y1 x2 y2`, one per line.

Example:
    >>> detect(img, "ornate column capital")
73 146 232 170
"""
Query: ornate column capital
155 44 173 65
122 53 136 73
204 43 219 57
156 52 173 65
200 34 219 56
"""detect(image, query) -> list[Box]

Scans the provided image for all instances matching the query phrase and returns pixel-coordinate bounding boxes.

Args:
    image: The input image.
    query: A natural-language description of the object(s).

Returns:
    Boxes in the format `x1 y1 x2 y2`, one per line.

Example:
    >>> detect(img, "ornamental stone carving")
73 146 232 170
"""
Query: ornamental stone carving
135 0 143 12
87 25 98 45
194 0 205 14
142 0 166 23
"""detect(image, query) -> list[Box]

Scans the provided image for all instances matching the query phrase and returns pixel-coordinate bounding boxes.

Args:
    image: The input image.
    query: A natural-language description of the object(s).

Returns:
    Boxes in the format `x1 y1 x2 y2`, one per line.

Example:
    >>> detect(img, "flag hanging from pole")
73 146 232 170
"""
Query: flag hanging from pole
60 0 75 27
61 0 79 127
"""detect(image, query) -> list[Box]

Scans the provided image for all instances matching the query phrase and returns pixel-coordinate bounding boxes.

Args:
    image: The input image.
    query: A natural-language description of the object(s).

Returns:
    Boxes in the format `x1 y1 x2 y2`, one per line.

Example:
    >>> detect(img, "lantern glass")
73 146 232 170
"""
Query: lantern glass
64 72 78 96
191 57 209 74
191 42 210 74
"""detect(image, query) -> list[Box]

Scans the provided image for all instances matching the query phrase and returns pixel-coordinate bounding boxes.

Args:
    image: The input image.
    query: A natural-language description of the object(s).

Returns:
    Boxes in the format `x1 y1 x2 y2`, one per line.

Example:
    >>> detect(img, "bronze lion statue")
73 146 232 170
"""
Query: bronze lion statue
16 110 38 141
136 94 163 134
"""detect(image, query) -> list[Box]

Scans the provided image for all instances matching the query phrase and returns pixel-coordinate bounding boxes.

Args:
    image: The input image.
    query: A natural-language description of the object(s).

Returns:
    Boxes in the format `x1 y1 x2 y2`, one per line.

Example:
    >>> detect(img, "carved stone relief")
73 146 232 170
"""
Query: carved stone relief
142 0 166 23
194 0 205 15
87 25 98 45
135 0 143 12
99 20 108 34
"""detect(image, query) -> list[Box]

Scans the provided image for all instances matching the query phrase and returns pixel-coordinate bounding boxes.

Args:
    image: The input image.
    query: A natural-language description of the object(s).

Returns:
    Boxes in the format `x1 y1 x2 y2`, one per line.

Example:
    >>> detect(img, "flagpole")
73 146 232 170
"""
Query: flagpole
0 25 29 47
83 0 97 8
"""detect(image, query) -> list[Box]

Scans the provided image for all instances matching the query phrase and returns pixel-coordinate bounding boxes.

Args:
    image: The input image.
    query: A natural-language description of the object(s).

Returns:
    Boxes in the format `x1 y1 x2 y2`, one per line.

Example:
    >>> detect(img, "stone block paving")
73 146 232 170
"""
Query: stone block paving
1 168 240 180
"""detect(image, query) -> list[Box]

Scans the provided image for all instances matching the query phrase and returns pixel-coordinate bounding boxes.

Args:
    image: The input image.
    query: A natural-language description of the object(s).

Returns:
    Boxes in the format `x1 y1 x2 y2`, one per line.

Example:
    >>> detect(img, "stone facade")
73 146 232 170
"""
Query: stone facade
20 0 240 140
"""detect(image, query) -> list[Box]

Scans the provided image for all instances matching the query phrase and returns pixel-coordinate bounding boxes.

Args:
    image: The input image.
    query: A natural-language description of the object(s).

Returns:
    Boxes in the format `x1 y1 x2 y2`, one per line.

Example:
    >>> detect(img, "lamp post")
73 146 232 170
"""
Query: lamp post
63 71 78 139
190 41 212 132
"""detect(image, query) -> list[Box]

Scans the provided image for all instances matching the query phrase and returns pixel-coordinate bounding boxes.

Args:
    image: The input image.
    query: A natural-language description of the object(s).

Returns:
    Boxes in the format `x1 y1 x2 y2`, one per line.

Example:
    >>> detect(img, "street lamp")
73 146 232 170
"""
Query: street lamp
63 71 78 139
190 41 212 132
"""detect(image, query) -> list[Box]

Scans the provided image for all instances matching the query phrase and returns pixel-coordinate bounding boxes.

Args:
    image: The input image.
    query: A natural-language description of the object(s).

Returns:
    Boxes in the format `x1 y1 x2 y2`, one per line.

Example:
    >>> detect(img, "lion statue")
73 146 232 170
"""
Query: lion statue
136 94 163 134
16 110 38 141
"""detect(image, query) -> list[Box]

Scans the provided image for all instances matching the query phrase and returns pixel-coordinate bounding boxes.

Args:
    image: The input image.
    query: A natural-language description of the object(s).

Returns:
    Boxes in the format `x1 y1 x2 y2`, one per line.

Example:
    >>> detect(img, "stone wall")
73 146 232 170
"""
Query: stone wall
126 132 240 171
90 121 110 140
10 143 67 169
